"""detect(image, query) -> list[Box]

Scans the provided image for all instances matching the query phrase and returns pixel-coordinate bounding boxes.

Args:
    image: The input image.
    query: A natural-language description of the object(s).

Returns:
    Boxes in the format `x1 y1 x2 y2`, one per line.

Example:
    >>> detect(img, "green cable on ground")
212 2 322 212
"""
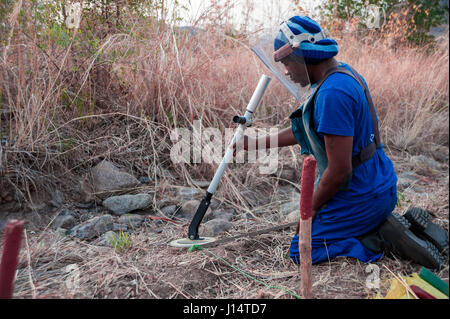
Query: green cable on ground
189 244 302 299
419 267 449 297
188 245 201 253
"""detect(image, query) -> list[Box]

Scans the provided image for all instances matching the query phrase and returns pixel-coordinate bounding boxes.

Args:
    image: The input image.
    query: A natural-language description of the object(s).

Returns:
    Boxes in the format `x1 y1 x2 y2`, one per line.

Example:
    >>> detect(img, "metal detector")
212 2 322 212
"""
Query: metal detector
169 75 272 248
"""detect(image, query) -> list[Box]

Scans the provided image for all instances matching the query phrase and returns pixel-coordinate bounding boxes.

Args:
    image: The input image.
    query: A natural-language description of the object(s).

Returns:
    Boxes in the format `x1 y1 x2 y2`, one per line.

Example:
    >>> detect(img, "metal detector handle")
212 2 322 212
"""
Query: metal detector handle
187 75 271 240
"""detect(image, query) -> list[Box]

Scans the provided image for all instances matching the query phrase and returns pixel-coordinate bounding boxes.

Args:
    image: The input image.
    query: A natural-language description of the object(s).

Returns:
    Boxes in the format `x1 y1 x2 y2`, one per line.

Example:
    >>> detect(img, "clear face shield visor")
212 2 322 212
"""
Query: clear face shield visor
251 22 328 102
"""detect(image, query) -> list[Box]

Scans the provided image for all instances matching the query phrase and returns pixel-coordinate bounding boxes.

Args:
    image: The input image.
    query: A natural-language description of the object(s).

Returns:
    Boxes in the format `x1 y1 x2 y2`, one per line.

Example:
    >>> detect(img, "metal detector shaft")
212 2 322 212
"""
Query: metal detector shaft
188 75 272 240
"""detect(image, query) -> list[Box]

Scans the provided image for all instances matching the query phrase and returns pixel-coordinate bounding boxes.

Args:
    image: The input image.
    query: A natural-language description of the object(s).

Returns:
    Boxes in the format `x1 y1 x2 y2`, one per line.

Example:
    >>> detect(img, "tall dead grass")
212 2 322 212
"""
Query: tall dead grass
0 2 448 206
338 30 449 156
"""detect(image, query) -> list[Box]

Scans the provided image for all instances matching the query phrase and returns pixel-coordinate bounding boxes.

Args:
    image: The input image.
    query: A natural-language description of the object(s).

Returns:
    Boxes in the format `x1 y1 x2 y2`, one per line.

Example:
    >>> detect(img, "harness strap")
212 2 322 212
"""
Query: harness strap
311 65 381 168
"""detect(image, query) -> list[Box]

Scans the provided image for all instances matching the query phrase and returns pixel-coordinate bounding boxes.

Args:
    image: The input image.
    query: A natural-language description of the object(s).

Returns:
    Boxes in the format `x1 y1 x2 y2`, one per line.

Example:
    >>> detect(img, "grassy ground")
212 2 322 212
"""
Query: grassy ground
9 147 449 299
1 2 448 299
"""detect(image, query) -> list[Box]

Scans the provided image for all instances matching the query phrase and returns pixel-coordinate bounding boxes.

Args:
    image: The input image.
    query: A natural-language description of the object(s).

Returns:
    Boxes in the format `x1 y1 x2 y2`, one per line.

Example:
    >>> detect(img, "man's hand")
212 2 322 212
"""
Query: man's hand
232 127 298 157
232 135 256 157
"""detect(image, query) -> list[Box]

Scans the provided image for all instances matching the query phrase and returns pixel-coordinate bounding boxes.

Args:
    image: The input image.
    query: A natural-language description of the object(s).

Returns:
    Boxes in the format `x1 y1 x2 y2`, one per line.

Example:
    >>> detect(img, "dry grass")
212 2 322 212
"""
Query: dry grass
0 2 448 299
338 32 449 156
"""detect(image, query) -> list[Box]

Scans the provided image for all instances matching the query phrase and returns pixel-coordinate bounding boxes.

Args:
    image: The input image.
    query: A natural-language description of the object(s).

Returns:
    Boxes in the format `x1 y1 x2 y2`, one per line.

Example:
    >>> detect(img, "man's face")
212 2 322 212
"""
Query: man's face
281 58 310 87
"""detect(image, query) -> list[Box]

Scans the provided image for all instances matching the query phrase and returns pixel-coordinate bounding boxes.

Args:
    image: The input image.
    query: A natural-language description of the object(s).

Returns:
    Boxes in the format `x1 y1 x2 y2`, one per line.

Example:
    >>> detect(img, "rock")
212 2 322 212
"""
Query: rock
286 210 299 223
55 227 69 237
430 145 449 163
399 170 419 181
397 177 411 190
157 198 177 207
160 197 220 218
73 175 95 203
90 160 140 194
104 230 119 241
49 189 65 208
102 194 152 216
139 176 152 184
159 205 180 217
201 219 233 237
69 215 114 240
74 202 95 209
52 214 77 229
178 200 201 219
404 187 427 197
156 167 173 178
97 231 119 247
277 167 298 183
191 180 210 188
59 208 80 218
279 199 300 216
277 185 300 199
118 214 145 228
205 208 235 222
28 201 48 212
411 155 443 170
79 212 93 222
113 223 128 232
397 170 420 191
276 185 301 216
209 198 222 210
176 187 203 201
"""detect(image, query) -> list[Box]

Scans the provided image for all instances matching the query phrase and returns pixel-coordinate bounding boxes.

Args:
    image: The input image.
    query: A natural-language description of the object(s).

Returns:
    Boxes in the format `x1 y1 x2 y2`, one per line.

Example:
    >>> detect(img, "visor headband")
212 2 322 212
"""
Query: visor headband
279 21 326 48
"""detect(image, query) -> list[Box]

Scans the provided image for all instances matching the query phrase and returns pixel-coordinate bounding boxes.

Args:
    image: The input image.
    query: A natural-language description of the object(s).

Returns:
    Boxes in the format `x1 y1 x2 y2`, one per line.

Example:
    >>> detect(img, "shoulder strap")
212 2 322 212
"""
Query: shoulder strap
310 65 381 168
345 65 381 148
313 65 381 148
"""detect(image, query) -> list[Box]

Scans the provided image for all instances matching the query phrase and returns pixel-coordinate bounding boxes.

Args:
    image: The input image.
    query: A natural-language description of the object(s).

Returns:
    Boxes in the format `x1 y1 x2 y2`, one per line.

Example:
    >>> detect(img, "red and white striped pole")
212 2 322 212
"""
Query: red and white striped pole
0 220 24 299
299 156 316 299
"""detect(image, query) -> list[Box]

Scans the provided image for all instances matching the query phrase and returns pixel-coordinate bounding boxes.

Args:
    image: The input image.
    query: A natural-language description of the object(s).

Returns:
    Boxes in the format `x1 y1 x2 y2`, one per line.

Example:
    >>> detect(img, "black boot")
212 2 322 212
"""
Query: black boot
404 207 449 258
378 213 447 270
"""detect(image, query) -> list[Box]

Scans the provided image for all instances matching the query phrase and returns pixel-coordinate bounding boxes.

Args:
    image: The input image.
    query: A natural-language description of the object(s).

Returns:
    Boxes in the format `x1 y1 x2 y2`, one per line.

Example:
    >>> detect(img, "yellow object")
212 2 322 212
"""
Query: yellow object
384 272 449 299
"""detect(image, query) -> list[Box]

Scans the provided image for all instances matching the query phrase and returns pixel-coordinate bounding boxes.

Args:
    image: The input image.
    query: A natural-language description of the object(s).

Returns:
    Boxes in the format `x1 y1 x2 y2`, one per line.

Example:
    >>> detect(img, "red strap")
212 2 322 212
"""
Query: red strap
146 216 179 225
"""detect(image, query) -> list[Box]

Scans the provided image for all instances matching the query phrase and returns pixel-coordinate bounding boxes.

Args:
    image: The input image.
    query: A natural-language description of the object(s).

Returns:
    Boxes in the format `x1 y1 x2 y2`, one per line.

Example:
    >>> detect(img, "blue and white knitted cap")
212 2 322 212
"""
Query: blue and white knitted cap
274 16 339 64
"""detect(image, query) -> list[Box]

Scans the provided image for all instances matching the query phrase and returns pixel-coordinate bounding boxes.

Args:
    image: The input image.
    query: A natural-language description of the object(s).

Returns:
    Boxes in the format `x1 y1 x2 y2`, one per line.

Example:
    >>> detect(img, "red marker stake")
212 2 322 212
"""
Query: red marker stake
0 220 24 299
299 156 316 299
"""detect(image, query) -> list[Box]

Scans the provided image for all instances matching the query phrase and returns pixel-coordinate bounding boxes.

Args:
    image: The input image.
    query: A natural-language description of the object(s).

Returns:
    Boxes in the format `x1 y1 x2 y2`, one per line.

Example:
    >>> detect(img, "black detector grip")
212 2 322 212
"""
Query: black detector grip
233 116 247 125
188 192 213 240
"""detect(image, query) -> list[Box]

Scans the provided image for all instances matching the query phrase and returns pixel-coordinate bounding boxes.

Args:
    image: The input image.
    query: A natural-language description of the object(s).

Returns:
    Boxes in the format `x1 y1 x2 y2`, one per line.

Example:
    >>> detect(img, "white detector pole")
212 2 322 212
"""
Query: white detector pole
207 74 271 194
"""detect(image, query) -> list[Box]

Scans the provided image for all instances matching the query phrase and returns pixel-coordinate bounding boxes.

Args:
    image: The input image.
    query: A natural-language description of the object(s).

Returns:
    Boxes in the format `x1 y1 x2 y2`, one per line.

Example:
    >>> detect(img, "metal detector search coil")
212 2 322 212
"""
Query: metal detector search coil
169 237 216 248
